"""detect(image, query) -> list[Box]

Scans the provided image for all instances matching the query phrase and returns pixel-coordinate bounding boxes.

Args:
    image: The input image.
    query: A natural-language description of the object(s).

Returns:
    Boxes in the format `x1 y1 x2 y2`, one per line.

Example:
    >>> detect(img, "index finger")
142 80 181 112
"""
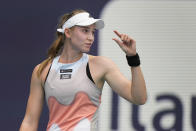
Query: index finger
113 30 122 38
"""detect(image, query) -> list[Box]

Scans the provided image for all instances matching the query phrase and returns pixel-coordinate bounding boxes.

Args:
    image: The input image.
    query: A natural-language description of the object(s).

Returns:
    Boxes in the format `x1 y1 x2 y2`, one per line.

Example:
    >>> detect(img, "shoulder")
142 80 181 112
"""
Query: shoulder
88 55 117 73
89 55 114 64
32 59 53 86
32 64 41 78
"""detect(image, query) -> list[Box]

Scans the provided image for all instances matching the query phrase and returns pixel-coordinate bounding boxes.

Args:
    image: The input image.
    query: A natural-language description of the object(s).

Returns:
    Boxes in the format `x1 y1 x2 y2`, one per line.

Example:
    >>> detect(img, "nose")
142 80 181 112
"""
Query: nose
87 32 94 41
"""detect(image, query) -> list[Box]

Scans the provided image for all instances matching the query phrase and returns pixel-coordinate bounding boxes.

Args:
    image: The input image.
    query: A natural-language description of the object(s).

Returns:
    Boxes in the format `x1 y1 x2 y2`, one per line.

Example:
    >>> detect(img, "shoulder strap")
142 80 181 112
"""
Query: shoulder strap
86 62 95 84
44 63 52 86
43 57 56 86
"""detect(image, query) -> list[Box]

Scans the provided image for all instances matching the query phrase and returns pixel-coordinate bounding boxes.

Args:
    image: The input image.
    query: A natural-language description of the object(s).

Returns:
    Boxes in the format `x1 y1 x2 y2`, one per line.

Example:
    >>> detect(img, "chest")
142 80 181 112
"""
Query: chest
44 62 102 105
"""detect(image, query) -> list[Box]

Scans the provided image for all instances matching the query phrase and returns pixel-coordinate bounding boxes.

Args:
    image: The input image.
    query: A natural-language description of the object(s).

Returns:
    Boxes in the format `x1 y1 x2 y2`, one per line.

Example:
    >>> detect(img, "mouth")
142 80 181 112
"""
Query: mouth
85 43 92 47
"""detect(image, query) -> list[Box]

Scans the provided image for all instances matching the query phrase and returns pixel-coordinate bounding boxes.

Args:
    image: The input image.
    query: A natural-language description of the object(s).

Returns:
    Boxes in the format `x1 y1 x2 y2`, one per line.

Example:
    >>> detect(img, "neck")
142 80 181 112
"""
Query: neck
59 42 83 64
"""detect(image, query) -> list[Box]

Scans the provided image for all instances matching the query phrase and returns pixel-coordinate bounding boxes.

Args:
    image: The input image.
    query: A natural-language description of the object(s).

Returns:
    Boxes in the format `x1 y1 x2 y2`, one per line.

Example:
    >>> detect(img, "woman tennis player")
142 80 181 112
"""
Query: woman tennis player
20 9 147 131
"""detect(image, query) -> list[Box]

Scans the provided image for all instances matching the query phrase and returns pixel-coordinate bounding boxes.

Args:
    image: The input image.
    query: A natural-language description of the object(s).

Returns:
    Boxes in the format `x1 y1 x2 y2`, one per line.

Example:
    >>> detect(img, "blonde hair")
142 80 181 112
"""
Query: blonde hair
37 9 87 77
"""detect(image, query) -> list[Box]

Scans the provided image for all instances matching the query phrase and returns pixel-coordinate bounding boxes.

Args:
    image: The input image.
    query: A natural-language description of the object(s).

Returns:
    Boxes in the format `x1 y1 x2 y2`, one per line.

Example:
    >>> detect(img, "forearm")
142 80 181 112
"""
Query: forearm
130 66 147 105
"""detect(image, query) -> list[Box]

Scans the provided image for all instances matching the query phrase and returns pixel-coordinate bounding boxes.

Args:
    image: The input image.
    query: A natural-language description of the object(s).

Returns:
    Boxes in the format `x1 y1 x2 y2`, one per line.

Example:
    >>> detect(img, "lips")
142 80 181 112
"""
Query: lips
85 43 92 45
85 43 92 47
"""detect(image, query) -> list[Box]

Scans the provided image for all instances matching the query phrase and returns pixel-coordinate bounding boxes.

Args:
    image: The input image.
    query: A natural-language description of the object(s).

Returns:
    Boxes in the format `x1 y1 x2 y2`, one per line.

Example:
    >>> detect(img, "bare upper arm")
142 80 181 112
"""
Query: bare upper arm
21 64 45 128
100 56 134 102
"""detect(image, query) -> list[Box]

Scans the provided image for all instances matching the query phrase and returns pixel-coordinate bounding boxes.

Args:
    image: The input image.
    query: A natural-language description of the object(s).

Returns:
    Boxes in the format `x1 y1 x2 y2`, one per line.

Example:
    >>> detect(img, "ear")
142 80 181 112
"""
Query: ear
64 28 71 38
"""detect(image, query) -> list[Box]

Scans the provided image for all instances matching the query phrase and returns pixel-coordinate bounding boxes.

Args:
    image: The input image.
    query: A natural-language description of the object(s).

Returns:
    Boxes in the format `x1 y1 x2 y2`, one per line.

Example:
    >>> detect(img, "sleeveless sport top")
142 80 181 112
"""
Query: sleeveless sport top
44 53 102 131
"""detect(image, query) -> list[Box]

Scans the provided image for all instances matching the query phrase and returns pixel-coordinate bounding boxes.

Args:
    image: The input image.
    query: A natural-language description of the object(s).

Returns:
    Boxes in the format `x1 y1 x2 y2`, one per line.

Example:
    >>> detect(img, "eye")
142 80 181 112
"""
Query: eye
82 28 89 33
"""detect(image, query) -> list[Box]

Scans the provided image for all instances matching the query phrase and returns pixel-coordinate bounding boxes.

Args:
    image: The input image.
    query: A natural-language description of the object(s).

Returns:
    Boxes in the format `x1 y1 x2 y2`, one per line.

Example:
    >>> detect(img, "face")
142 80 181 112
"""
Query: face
67 24 96 53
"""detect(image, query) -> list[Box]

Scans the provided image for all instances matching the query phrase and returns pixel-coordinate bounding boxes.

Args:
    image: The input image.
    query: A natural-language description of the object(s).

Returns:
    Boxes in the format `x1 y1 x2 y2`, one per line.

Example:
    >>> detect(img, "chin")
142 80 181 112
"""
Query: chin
82 50 90 53
81 48 90 53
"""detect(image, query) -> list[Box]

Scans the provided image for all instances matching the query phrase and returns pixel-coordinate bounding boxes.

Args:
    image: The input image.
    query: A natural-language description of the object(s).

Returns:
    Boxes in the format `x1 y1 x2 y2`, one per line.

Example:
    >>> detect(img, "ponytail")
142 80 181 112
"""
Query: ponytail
37 33 64 77
37 9 87 77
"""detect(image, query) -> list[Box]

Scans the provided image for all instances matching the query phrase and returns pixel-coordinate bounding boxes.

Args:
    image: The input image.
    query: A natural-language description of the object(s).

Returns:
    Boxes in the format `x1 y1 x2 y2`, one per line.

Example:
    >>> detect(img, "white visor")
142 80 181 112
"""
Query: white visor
57 12 104 34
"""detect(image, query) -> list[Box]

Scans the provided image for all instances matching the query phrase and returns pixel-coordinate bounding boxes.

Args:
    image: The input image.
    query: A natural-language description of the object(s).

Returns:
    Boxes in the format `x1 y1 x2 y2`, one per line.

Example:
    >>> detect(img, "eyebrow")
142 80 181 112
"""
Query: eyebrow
78 26 96 31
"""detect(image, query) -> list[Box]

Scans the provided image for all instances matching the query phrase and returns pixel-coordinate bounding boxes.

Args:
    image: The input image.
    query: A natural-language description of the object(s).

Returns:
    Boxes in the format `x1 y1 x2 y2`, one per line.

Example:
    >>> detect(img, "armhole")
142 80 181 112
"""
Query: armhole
43 63 52 86
86 62 95 84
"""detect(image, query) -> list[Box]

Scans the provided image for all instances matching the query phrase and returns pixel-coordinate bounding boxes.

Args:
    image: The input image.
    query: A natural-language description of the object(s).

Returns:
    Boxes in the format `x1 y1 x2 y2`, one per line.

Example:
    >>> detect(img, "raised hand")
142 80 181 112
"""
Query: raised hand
112 30 137 56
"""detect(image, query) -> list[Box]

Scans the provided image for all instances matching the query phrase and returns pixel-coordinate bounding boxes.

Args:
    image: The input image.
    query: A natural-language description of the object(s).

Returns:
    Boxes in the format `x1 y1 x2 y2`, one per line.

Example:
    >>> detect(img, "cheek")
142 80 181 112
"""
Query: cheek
75 30 86 39
77 34 86 41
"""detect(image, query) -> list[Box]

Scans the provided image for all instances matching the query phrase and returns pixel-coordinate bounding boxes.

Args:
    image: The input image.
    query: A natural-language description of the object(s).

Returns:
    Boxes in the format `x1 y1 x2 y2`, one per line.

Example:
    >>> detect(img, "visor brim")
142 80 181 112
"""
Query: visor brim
75 18 104 29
